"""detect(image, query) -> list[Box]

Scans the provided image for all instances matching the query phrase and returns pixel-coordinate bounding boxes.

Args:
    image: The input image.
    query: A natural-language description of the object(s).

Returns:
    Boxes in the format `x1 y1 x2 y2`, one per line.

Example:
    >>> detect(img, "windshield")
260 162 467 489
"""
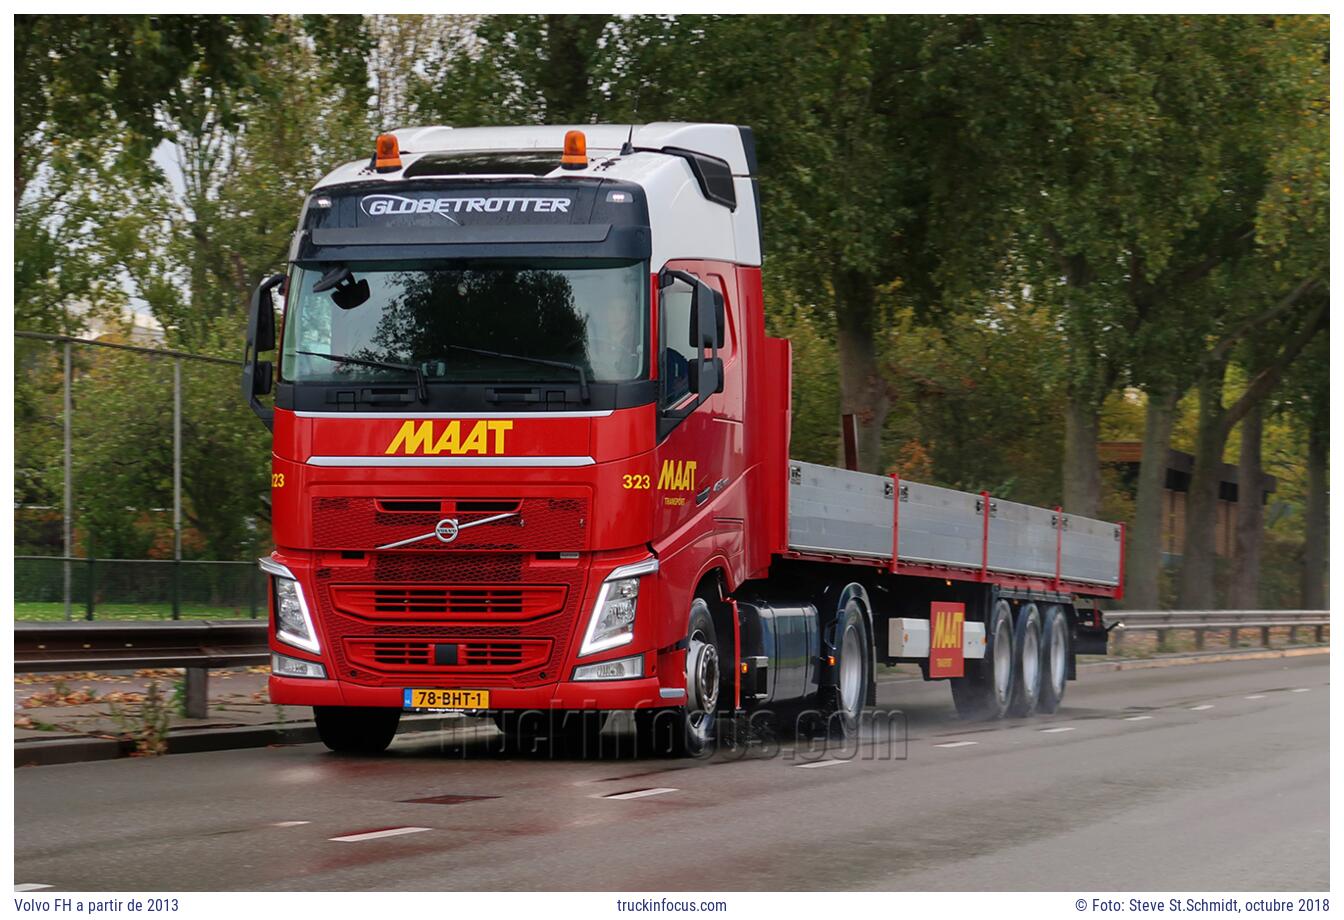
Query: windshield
280 260 648 386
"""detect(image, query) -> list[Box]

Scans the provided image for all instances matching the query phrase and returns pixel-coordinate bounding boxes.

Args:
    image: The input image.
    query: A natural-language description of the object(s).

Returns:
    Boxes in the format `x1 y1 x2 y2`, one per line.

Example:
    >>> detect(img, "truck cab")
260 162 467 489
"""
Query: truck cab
243 124 789 755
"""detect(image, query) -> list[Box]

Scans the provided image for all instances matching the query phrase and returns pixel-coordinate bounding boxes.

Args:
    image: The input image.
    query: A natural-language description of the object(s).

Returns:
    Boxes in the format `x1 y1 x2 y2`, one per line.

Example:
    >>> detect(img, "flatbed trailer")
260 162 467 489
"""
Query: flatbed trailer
242 122 1121 757
787 460 1121 593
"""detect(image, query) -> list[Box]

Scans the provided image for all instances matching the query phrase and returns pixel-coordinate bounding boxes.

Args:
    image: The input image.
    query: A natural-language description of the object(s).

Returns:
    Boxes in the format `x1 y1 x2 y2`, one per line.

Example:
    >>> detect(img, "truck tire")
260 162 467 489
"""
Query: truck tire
635 597 720 757
494 710 608 756
817 595 871 737
313 706 401 754
950 598 1015 720
1007 602 1042 717
1036 604 1070 714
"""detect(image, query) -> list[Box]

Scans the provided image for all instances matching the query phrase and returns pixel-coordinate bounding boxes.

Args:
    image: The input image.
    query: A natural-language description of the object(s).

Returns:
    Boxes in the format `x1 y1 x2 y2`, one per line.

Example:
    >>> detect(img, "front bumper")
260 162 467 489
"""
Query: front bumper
268 672 681 710
263 543 677 710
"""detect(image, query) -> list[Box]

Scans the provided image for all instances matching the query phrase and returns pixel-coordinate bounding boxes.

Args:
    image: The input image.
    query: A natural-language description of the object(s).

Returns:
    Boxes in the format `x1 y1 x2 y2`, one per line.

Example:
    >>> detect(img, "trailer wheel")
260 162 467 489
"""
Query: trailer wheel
1036 604 1070 714
817 596 870 737
636 597 720 757
1007 602 1043 717
950 598 1015 720
313 706 401 754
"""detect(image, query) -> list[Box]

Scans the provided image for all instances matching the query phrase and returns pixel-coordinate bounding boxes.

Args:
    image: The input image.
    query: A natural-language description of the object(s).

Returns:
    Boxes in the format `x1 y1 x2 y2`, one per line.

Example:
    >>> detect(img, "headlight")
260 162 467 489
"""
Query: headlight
573 654 643 681
258 557 320 654
578 557 658 657
272 652 327 679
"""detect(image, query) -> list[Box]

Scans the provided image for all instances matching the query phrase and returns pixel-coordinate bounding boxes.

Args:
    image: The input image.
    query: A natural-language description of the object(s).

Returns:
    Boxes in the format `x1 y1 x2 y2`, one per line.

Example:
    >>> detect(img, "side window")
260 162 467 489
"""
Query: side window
660 285 694 408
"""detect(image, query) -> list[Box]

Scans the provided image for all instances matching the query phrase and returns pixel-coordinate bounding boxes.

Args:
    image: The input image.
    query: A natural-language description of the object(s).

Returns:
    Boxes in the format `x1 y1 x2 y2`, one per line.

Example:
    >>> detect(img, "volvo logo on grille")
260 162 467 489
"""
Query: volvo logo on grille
376 511 518 550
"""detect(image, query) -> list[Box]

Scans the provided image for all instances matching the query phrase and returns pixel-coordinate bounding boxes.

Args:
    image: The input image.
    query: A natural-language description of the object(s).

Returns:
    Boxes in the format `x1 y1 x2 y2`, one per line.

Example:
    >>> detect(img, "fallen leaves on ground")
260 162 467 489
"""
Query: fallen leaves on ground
100 691 147 703
14 671 115 685
14 715 78 733
21 687 103 707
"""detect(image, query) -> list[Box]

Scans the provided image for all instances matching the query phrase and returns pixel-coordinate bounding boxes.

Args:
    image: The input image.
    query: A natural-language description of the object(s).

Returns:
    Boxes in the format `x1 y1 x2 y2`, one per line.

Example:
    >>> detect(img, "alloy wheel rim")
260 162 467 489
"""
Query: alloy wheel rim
1050 616 1067 691
840 623 863 713
687 629 719 735
994 616 1012 703
1022 622 1039 694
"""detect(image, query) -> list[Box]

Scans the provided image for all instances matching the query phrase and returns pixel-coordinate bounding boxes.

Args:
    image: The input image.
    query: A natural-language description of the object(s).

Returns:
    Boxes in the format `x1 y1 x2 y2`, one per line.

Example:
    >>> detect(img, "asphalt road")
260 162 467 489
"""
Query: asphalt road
14 654 1329 891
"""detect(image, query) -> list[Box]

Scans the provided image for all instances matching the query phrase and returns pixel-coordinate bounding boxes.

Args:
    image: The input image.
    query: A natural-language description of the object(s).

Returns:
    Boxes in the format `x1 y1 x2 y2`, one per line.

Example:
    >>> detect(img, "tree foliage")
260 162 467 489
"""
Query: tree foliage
13 14 1328 607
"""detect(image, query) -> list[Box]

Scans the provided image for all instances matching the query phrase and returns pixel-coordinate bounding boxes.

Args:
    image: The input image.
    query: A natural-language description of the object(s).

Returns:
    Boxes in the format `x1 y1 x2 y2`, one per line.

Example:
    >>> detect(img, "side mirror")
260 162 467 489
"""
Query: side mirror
658 267 729 428
251 276 282 353
253 360 274 396
242 273 286 430
688 356 724 397
691 283 726 350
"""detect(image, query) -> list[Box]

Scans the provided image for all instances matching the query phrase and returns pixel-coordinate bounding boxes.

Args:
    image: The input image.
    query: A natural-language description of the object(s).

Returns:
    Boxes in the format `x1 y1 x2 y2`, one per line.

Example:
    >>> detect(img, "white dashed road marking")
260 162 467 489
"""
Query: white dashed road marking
1190 704 1215 711
797 758 852 769
15 884 52 892
1123 715 1153 721
329 826 431 842
272 821 310 827
935 741 978 748
1040 726 1075 733
602 788 679 800
1245 695 1265 700
1292 688 1311 693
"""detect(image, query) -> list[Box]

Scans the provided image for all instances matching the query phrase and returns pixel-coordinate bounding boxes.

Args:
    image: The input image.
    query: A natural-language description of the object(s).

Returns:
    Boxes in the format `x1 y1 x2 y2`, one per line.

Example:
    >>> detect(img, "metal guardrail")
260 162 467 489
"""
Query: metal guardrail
1103 609 1329 650
15 620 268 718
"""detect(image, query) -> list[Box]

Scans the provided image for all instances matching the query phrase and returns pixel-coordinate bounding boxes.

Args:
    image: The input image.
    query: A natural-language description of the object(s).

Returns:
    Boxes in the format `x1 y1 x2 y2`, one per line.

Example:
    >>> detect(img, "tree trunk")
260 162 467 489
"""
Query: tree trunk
833 272 887 474
1177 360 1228 610
1062 394 1102 518
1301 416 1328 609
1230 402 1264 609
1127 389 1179 609
538 15 604 121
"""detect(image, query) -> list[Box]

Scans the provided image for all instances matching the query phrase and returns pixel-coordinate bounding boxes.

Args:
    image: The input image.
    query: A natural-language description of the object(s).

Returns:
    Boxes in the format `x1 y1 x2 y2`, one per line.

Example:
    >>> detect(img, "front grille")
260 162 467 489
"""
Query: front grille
362 640 432 666
344 638 550 673
314 552 589 689
330 584 567 621
310 495 587 552
376 498 522 515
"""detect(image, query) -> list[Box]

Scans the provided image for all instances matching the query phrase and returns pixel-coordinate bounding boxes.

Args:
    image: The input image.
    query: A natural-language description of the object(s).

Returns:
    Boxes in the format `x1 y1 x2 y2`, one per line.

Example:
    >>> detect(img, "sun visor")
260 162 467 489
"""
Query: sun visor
297 179 651 261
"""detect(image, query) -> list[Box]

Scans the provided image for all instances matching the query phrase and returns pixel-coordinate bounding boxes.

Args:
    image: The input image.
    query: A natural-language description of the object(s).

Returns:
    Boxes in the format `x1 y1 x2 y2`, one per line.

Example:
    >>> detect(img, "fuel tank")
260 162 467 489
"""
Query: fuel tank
735 598 819 705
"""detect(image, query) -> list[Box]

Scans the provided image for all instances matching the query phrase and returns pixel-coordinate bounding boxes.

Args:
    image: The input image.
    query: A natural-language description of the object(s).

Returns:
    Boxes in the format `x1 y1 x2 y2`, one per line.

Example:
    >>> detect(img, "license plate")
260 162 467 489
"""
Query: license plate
403 688 490 711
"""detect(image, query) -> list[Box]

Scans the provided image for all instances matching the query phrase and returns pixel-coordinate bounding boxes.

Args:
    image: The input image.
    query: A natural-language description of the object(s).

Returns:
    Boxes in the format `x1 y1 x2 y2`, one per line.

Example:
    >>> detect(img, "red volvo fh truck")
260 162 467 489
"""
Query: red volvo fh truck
242 123 1122 757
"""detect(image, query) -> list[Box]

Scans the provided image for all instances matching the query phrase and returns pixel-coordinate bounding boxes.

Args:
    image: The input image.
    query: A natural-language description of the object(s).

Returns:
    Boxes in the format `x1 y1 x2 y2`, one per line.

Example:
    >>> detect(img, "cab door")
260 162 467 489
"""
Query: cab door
652 263 744 565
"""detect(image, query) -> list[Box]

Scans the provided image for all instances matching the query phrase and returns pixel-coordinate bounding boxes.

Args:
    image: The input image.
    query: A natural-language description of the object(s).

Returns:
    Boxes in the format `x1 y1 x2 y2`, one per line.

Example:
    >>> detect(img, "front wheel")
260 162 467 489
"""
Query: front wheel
313 706 401 754
636 598 721 757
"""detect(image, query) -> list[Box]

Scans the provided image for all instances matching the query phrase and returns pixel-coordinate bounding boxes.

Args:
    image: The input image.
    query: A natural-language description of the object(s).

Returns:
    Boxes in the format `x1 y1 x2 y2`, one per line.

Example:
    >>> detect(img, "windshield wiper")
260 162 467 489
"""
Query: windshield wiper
439 345 590 403
296 350 428 402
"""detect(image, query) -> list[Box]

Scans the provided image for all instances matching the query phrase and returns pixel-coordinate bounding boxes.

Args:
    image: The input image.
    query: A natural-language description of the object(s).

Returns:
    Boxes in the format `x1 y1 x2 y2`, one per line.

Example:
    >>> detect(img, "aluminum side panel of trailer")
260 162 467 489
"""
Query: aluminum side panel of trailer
786 460 1121 589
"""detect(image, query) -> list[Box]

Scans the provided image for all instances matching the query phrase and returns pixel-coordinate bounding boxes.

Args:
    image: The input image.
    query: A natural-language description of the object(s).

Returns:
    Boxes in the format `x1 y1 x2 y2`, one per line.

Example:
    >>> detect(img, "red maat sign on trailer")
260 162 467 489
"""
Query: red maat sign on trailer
929 602 965 679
